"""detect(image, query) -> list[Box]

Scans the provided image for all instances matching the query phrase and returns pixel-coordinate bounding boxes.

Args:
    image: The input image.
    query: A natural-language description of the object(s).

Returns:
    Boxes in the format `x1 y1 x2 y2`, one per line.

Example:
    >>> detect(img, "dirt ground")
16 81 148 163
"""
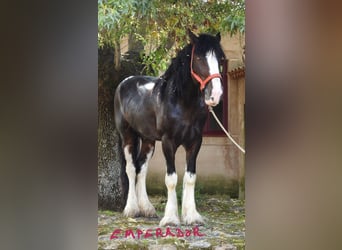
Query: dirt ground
98 195 245 249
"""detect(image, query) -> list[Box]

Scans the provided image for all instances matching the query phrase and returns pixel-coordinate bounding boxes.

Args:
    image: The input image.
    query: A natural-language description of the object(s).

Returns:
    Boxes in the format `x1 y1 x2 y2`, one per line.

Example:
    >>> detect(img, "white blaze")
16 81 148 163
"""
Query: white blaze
205 51 223 106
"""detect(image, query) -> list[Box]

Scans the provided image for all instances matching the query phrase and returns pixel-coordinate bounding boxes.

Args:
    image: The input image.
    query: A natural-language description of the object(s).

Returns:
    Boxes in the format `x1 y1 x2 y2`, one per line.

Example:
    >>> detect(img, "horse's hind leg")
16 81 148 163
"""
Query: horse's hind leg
122 132 140 217
135 139 157 217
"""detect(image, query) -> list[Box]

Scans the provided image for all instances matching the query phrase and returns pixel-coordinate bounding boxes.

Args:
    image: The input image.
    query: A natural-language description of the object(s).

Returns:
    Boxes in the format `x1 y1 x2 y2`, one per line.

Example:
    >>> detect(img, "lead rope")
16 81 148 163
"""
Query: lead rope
208 106 246 154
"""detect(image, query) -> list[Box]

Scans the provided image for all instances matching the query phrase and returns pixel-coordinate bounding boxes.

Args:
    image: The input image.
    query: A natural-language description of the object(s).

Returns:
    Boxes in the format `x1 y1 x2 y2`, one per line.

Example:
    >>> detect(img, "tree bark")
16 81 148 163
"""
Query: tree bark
98 40 146 211
98 46 127 211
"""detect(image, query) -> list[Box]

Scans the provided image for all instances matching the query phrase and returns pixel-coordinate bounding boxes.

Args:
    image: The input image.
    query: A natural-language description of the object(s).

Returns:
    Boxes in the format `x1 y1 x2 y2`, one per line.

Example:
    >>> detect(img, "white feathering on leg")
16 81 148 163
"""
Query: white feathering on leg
159 172 180 226
136 149 156 217
123 146 140 217
182 171 204 225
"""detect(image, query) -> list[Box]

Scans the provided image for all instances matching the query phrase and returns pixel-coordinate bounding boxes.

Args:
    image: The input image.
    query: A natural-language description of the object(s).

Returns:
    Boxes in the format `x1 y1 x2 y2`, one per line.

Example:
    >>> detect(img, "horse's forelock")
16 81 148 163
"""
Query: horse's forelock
195 34 225 60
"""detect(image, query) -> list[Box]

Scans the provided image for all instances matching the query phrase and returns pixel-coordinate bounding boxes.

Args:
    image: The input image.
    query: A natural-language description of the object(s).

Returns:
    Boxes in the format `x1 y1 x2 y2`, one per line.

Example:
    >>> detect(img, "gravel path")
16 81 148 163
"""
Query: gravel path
98 195 245 249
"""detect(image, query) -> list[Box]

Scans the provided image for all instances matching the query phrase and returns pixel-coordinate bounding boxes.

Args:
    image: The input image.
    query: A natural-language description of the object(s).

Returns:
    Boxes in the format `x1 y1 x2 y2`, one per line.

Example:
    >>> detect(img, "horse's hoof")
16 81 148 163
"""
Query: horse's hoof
145 211 158 218
146 216 160 222
139 204 157 218
182 212 205 225
123 206 140 218
141 210 158 218
159 216 180 227
183 218 205 226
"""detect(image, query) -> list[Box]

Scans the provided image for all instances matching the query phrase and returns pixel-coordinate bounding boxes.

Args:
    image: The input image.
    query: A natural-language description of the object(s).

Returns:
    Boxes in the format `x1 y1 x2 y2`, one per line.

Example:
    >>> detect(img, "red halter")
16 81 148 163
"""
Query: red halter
190 46 222 91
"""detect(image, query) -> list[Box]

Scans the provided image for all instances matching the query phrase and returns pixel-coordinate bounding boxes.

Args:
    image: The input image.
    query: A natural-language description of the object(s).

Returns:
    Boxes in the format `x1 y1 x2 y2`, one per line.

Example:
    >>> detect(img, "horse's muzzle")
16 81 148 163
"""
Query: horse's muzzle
205 79 222 106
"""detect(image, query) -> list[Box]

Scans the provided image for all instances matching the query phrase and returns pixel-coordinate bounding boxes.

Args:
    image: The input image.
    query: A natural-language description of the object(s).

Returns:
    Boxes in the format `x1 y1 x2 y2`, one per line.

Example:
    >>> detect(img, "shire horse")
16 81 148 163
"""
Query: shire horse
114 30 225 226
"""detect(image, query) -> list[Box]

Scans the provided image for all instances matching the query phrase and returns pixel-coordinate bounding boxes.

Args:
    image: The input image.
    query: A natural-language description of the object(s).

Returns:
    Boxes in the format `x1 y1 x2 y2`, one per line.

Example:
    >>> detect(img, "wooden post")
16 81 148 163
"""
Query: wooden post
227 59 245 200
238 76 245 200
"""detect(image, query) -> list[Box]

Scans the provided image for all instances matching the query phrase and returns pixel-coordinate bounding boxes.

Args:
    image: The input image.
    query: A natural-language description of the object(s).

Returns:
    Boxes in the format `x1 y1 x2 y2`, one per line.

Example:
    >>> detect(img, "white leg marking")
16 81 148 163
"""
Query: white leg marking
136 148 156 217
182 171 204 225
205 51 223 106
123 146 140 217
160 172 180 226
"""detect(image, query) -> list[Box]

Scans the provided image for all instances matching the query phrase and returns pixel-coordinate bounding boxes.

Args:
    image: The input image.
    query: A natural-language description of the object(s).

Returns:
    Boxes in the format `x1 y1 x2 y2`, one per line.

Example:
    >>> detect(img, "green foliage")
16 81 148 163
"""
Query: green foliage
98 0 245 75
222 0 245 35
98 0 138 47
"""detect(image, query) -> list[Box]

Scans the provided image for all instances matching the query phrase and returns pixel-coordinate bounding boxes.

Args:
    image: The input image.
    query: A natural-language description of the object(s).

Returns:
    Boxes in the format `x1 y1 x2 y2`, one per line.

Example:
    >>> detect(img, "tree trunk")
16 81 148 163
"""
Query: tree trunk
98 40 146 211
98 46 127 211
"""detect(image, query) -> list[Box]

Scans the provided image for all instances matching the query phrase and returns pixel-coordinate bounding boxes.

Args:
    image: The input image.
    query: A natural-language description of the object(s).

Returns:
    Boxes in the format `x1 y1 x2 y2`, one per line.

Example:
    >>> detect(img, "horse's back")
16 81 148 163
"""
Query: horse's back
118 75 158 93
114 75 160 140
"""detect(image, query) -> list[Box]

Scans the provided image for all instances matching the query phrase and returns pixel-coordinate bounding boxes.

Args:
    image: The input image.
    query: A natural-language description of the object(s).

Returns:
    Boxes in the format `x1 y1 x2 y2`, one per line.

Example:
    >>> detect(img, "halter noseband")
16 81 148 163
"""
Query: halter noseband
190 46 222 91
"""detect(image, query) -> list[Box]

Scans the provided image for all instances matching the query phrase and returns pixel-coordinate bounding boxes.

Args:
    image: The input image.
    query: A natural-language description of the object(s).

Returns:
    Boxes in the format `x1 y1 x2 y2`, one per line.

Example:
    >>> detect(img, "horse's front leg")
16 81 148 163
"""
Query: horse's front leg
182 138 204 225
159 137 180 226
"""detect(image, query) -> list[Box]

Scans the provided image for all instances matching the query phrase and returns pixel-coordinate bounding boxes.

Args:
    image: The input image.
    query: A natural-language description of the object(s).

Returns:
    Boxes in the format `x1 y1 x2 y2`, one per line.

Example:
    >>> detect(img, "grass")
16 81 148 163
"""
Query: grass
98 194 245 249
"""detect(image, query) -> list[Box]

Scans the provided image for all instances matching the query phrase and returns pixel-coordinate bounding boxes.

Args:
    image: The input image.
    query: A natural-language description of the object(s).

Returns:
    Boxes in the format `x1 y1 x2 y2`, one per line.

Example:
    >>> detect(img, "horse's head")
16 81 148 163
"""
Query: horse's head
188 30 225 107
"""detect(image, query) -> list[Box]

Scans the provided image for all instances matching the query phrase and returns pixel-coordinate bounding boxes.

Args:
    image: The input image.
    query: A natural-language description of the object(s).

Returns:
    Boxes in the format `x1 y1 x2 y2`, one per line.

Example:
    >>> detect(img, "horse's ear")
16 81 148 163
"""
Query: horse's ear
216 32 221 42
187 29 198 44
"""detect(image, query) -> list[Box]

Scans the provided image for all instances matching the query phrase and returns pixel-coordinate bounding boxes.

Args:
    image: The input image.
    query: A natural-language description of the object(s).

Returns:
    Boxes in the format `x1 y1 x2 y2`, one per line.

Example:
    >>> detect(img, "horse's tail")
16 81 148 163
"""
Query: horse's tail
117 132 128 210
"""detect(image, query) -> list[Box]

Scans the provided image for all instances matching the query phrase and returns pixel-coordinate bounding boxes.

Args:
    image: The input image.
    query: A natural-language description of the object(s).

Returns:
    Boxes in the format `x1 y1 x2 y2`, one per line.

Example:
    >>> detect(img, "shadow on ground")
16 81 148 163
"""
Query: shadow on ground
98 195 245 249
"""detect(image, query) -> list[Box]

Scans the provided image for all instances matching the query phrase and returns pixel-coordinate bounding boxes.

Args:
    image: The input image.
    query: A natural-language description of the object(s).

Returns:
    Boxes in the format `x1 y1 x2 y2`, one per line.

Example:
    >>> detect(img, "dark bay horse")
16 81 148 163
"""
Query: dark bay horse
114 30 225 226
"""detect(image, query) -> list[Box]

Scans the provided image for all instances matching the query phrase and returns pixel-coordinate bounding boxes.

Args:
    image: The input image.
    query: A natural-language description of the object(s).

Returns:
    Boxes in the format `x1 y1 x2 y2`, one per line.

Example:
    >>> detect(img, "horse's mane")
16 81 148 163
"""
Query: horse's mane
159 33 225 98
161 44 192 97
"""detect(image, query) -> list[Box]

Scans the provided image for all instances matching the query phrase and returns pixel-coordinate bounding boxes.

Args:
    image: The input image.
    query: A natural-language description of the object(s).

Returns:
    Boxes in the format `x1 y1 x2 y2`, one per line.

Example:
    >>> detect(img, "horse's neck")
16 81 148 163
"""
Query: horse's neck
161 52 202 106
175 78 202 107
185 80 199 97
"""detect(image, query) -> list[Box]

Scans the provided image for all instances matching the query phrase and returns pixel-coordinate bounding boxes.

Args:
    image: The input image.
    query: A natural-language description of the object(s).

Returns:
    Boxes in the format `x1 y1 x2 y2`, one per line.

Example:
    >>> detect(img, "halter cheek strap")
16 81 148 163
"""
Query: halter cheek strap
190 46 222 91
